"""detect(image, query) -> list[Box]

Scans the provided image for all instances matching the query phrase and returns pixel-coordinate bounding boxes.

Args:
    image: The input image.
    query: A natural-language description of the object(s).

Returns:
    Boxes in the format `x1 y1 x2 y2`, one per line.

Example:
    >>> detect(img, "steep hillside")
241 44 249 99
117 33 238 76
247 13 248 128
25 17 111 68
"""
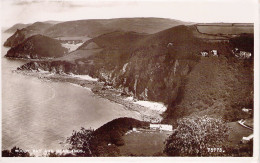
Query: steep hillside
164 56 253 124
4 21 61 33
4 22 54 47
4 28 31 47
45 18 188 38
18 25 254 123
4 23 31 33
4 18 187 48
25 22 53 33
6 34 68 59
97 17 189 34
79 31 147 50
44 19 110 38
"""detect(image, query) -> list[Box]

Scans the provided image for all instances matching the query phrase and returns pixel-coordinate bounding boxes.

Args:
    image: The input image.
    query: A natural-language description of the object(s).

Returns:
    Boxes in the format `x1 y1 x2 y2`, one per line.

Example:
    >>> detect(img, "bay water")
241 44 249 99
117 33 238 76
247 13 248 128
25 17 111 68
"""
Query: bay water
1 32 141 154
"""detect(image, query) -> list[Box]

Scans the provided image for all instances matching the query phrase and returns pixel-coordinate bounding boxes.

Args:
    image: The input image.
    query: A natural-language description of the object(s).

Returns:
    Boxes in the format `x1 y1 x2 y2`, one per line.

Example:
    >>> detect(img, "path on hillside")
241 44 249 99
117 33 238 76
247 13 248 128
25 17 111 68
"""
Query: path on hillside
237 119 253 130
228 122 253 145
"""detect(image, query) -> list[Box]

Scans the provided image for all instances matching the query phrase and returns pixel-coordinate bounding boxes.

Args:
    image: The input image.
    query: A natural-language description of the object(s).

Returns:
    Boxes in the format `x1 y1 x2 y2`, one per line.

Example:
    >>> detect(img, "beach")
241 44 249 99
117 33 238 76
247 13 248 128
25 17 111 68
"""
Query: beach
15 69 165 123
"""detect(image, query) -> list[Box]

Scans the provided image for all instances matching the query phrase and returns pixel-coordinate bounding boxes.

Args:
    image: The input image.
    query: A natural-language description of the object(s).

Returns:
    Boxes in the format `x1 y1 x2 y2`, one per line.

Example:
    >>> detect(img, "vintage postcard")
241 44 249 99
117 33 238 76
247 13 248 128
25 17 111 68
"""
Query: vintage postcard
0 0 259 162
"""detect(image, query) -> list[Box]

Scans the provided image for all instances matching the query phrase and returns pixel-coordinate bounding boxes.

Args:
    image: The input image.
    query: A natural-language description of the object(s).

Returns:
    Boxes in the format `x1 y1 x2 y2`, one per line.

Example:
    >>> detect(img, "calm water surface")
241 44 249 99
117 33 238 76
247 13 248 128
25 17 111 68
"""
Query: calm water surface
1 32 141 152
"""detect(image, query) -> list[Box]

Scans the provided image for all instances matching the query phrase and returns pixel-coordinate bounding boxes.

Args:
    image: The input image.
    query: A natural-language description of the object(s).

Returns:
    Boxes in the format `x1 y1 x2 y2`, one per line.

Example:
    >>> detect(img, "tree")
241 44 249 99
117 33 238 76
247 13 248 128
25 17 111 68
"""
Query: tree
164 115 230 156
2 146 30 157
66 127 94 156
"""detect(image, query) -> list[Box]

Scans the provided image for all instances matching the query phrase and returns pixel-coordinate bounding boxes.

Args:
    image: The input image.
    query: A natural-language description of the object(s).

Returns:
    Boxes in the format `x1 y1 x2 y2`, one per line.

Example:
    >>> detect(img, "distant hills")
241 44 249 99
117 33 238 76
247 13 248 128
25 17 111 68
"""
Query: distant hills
4 22 56 47
4 20 62 33
4 18 190 48
4 23 31 33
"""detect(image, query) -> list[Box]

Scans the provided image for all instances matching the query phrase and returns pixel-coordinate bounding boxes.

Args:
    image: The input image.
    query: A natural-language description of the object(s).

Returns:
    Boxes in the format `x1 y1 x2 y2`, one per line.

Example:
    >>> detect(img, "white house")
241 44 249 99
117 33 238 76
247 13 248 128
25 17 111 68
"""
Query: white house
167 42 174 47
242 108 252 113
210 50 218 56
242 134 253 144
150 124 173 131
233 48 252 59
200 51 209 57
239 51 251 59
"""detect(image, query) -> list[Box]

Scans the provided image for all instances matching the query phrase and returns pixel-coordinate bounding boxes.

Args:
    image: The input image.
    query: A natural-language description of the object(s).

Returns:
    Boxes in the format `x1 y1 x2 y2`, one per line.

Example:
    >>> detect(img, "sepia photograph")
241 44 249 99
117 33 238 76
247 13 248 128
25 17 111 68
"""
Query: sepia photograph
0 0 259 162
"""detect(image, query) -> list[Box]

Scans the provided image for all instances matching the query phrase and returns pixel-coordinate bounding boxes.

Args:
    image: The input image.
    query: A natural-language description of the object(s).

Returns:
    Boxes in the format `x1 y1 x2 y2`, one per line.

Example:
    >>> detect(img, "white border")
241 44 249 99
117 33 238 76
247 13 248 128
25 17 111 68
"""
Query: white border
0 0 259 163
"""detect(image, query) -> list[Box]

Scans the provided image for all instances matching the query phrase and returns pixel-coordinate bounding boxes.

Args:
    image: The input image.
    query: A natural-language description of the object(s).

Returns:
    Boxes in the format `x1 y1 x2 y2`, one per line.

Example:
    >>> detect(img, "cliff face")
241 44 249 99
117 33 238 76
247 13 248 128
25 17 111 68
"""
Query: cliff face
18 25 254 122
6 35 68 59
4 28 30 48
4 22 53 48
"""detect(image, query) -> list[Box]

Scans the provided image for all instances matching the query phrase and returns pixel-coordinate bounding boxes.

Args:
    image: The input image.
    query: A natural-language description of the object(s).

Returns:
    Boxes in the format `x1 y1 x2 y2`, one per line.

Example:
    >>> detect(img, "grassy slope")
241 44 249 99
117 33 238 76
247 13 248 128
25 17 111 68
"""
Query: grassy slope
79 25 253 123
228 122 253 145
18 24 254 124
45 18 188 38
119 130 171 156
15 24 254 156
89 117 148 156
197 25 254 35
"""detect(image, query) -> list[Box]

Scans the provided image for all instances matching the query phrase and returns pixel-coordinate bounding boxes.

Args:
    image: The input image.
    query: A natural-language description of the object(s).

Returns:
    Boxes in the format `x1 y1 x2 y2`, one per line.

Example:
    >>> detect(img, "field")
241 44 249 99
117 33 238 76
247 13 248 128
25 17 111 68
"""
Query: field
119 130 172 156
54 36 91 42
197 25 253 35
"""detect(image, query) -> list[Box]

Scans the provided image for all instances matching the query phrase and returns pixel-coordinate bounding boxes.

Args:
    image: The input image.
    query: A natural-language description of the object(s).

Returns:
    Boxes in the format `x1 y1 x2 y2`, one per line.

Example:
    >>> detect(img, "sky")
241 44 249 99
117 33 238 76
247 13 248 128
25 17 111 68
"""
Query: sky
0 0 258 28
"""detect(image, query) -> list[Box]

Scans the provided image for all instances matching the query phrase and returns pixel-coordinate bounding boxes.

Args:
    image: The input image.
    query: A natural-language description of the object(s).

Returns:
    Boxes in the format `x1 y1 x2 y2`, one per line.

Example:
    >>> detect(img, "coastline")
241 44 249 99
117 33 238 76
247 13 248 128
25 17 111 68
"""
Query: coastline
15 69 164 123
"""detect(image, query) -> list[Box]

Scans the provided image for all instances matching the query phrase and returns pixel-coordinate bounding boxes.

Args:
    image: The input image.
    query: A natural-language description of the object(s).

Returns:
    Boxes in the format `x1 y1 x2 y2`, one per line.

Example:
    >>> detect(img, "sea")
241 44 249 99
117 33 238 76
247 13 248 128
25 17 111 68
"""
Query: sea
1 31 141 155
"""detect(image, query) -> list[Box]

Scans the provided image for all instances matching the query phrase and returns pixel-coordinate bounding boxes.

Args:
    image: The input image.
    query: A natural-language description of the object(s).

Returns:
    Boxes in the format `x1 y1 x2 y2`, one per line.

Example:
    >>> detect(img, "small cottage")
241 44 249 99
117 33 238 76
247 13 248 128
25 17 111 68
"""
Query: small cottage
232 48 252 59
210 50 218 56
239 51 252 59
242 108 252 113
150 124 173 131
167 42 174 47
200 51 209 57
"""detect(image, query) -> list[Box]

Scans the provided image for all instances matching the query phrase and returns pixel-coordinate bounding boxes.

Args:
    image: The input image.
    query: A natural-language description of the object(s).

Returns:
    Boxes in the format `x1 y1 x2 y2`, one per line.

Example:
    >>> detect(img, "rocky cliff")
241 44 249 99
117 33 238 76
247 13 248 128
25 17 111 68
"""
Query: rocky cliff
6 35 68 59
4 22 54 48
18 25 254 123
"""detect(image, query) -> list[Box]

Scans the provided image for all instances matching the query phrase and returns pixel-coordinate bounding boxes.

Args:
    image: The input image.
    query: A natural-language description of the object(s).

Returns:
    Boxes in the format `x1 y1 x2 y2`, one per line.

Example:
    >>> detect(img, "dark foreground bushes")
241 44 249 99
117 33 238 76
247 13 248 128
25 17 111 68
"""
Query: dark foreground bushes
164 116 229 156
164 115 253 156
2 146 30 157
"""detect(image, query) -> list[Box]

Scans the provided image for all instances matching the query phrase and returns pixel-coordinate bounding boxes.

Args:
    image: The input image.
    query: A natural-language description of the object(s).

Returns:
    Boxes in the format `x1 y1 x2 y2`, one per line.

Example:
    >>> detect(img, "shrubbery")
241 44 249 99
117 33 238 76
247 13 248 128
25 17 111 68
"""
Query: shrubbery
2 146 30 157
164 116 230 156
66 127 94 156
65 118 148 156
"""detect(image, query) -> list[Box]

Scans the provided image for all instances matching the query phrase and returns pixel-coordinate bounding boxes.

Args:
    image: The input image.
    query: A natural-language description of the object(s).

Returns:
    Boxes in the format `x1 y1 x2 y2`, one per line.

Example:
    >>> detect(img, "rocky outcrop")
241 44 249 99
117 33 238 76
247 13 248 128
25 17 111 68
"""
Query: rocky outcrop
4 22 54 48
17 25 254 123
4 23 31 33
6 35 68 59
4 28 30 48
